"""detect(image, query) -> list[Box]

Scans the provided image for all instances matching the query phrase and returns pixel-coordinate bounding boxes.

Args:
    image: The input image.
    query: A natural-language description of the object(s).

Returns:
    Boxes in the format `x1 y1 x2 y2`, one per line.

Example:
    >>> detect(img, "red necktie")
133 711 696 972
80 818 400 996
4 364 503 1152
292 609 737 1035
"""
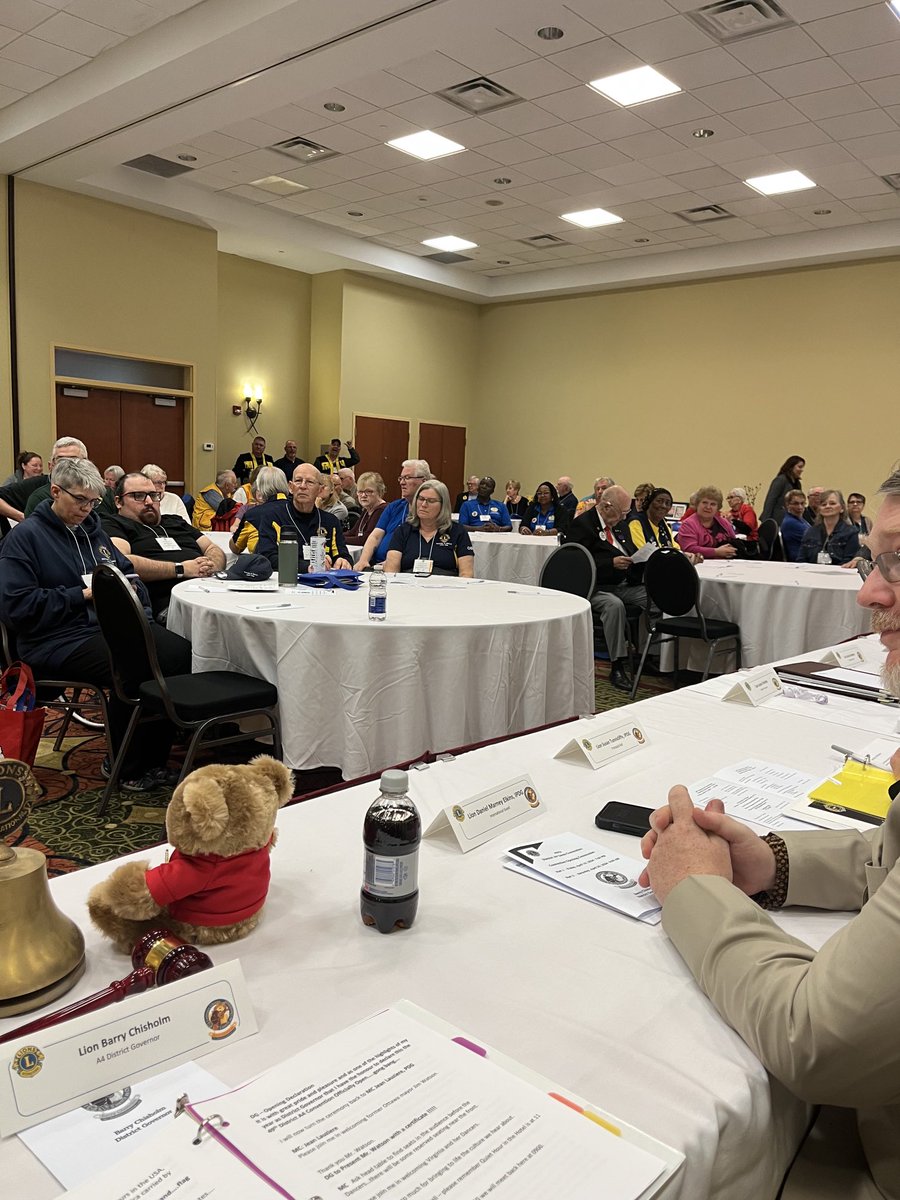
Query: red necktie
605 524 614 546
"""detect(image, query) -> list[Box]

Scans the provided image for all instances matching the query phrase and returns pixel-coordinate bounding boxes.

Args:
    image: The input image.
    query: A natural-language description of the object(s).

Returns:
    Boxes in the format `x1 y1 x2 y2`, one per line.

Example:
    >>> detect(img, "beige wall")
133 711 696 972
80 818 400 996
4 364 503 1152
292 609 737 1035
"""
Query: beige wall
474 259 900 507
0 180 11 468
309 271 344 459
13 181 218 487
217 253 311 474
338 274 479 471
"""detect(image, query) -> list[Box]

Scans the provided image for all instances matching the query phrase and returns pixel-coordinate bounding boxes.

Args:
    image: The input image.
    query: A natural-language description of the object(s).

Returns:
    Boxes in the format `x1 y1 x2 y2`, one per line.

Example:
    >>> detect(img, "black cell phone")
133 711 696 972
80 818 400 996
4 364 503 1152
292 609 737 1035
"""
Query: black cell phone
594 801 653 837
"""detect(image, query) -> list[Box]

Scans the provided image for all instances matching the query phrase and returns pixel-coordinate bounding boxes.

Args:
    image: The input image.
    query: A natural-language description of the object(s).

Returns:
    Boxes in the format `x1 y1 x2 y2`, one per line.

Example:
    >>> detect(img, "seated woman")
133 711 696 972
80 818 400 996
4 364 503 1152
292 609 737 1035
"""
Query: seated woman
627 481 655 521
317 473 349 528
628 487 680 550
779 489 808 562
519 481 570 537
504 479 529 521
799 488 860 565
385 480 474 577
725 487 758 542
677 486 737 559
346 471 387 544
230 465 290 553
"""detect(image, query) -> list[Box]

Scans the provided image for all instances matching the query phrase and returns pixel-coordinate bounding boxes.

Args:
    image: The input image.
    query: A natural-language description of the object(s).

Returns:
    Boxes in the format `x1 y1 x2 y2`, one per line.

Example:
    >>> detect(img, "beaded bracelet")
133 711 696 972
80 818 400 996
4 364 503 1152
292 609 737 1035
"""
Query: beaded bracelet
750 832 790 910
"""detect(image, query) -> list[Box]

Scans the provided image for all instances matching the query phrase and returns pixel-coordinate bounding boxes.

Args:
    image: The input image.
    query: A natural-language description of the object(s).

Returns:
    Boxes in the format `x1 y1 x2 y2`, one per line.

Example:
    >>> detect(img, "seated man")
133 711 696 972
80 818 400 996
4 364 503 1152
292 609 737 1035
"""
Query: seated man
459 476 511 532
0 458 192 792
141 463 191 524
314 437 360 476
356 459 431 569
575 476 615 518
232 436 274 484
103 472 225 618
566 484 646 693
556 476 578 514
193 469 240 532
639 464 900 1198
252 463 352 571
454 474 480 514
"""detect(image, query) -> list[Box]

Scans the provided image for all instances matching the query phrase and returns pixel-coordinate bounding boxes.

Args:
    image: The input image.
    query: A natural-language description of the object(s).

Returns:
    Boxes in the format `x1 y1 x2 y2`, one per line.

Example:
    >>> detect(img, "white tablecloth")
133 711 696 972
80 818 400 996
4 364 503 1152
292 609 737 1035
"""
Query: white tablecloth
6 644 873 1200
167 577 594 779
671 559 872 670
469 530 559 586
204 530 236 567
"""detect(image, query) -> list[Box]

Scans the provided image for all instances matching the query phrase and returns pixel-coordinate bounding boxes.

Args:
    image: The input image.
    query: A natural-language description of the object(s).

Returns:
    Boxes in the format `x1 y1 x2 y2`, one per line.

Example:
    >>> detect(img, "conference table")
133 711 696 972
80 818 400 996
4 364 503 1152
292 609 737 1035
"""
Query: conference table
7 635 884 1200
468 530 559 585
670 558 872 671
167 576 594 780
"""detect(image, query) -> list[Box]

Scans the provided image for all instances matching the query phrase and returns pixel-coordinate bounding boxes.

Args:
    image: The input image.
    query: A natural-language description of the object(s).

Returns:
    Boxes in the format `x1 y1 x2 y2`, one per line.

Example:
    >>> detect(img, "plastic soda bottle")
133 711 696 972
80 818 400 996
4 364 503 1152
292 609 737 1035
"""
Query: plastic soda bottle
360 769 420 933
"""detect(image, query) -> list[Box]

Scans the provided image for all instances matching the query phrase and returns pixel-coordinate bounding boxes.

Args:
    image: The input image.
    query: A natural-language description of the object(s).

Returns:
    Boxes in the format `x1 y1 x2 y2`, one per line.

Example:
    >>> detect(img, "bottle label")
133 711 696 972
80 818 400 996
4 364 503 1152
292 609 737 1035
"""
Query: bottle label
364 850 418 896
368 594 387 615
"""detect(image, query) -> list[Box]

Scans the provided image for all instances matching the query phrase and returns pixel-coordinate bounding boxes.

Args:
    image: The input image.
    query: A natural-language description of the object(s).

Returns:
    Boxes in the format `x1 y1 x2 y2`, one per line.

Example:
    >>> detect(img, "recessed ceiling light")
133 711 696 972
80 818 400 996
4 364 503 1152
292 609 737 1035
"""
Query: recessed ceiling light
496 259 511 264
560 207 623 228
422 235 478 251
888 1 900 22
634 237 650 243
347 210 364 217
177 153 197 162
250 175 309 195
485 199 504 206
587 65 680 107
692 128 714 139
813 208 832 215
537 26 564 40
745 170 816 196
387 130 465 160
324 101 345 112
494 177 512 185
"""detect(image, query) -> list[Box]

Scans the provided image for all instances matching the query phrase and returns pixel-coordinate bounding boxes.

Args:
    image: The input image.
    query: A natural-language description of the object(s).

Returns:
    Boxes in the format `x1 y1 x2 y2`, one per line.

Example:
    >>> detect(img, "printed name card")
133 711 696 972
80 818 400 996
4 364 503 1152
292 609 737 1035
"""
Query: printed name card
722 668 782 707
422 773 544 852
823 644 865 667
0 960 256 1135
554 717 649 770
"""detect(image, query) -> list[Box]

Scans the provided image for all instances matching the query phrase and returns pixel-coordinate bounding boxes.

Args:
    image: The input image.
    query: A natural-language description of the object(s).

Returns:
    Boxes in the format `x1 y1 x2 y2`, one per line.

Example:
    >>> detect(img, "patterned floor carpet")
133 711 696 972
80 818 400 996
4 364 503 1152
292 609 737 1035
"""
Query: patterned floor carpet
6 666 677 877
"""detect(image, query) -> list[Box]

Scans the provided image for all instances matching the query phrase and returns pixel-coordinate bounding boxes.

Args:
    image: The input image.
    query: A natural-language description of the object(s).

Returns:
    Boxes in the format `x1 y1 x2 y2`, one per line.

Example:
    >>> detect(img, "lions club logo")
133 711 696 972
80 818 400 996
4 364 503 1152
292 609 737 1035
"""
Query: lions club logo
632 728 645 744
524 787 539 809
13 1045 44 1077
204 999 236 1039
581 738 593 751
452 805 465 823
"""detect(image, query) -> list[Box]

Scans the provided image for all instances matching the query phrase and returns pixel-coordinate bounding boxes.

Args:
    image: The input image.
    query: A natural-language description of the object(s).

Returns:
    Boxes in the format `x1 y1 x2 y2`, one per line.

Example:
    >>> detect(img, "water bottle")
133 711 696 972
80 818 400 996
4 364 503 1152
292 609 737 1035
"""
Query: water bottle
360 769 420 933
311 534 326 574
278 528 298 586
368 564 387 621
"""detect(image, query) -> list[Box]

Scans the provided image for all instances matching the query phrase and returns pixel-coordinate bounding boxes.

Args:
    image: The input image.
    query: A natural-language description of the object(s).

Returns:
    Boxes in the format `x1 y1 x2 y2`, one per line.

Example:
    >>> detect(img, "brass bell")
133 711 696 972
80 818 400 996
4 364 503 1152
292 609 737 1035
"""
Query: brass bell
0 761 85 1016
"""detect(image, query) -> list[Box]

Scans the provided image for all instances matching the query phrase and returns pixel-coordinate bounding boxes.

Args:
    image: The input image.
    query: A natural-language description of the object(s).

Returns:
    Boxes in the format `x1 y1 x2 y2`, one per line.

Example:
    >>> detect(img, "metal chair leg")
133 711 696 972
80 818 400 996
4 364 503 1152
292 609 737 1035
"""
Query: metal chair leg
629 630 655 701
97 704 142 817
702 638 718 682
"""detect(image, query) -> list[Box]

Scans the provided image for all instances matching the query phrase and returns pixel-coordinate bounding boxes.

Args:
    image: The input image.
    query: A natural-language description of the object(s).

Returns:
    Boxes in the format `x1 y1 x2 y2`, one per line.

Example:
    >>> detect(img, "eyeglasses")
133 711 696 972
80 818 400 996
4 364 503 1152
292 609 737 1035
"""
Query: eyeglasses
59 487 102 510
858 552 900 584
418 497 441 505
399 474 424 483
122 490 162 503
357 489 376 497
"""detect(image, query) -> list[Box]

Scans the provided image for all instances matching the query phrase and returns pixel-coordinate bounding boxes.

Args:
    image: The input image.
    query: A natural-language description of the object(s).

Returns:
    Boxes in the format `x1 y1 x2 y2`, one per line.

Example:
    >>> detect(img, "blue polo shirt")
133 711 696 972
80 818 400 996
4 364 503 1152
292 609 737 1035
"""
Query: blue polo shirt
459 498 511 529
372 498 411 564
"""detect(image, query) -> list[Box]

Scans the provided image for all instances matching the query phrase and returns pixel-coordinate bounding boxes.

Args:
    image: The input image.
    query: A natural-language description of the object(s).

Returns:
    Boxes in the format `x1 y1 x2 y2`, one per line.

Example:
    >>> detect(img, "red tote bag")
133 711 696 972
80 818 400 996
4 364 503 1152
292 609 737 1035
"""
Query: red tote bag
0 662 46 767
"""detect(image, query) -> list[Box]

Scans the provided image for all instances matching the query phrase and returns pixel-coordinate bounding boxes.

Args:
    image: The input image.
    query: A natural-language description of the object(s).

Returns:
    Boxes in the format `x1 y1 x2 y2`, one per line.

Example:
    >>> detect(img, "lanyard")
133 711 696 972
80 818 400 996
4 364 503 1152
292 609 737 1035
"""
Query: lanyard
283 502 321 546
66 525 98 575
417 531 437 562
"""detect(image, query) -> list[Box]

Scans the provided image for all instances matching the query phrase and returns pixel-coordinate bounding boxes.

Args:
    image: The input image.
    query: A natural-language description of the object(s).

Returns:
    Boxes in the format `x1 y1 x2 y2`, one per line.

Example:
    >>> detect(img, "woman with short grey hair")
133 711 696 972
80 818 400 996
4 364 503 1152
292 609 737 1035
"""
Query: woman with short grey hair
385 479 474 577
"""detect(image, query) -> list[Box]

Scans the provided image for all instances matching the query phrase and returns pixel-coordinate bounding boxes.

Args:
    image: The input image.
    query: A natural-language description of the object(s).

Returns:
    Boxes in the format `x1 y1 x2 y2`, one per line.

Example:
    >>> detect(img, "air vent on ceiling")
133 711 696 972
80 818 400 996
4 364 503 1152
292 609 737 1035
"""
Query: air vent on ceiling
519 233 568 247
123 154 194 178
676 204 734 223
423 251 472 264
686 1 794 43
882 173 900 192
270 136 338 164
436 76 523 115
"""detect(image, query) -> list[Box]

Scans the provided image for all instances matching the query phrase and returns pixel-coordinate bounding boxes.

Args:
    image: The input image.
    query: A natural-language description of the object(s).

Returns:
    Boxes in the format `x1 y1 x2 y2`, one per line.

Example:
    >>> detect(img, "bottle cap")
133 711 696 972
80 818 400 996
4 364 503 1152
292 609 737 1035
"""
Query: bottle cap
380 769 408 794
281 528 298 541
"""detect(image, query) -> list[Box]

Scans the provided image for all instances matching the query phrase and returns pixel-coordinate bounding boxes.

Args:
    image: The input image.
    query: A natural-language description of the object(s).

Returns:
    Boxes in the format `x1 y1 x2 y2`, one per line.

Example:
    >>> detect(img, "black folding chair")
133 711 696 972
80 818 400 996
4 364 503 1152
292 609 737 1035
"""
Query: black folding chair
539 542 597 598
0 619 112 757
91 564 282 815
757 518 784 561
630 548 741 698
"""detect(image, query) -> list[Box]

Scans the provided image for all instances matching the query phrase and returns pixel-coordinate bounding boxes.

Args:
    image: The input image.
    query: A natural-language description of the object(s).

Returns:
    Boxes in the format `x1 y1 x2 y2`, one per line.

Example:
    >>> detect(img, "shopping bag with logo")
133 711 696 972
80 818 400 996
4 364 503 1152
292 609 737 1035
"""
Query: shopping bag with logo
0 661 46 766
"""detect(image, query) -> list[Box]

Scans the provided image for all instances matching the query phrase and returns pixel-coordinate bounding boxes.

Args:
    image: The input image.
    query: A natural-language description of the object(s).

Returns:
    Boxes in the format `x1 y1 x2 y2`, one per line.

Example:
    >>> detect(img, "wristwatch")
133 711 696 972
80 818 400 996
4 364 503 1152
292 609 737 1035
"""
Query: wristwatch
174 562 185 579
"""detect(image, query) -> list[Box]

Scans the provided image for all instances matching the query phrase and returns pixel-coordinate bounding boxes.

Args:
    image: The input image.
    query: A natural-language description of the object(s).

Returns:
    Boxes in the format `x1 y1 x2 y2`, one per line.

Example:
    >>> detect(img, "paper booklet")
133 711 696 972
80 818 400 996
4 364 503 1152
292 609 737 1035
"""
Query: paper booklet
63 1002 682 1200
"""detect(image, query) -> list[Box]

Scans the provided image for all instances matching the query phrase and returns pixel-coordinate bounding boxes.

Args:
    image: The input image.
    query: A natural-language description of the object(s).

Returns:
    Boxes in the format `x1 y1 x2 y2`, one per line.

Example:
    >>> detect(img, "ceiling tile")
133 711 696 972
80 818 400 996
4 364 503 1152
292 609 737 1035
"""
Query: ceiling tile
840 129 900 163
642 147 713 172
692 76 782 111
0 58 55 90
479 101 561 135
492 57 580 100
792 83 879 119
637 92 715 128
780 0 875 21
725 100 808 134
442 27 535 73
64 0 160 37
513 154 584 180
478 137 550 165
754 123 832 152
659 47 750 90
522 123 596 153
186 131 256 159
547 36 640 81
608 128 683 158
432 175 492 199
0 0 58 34
433 116 511 149
565 0 678 36
805 6 900 55
388 93 470 128
534 84 614 121
301 125 376 155
386 51 470 91
819 109 899 139
669 165 738 189
787 141 857 167
343 109 418 141
693 134 777 163
31 11 122 55
0 82 25 106
341 70 424 108
290 90 376 124
558 142 633 170
592 160 662 185
762 58 855 98
826 175 895 198
614 13 714 60
497 6 608 56
728 27 826 72
220 117 301 147
574 108 654 139
835 44 900 84
862 75 900 105
0 32 86 74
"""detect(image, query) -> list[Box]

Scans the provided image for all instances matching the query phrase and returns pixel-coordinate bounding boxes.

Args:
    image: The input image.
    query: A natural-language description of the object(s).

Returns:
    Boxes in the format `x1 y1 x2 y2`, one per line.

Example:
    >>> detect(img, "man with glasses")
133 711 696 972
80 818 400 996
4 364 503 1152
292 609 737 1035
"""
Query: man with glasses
567 484 646 692
103 473 225 618
0 436 116 526
356 459 432 570
639 465 900 1197
252 463 353 571
0 458 192 792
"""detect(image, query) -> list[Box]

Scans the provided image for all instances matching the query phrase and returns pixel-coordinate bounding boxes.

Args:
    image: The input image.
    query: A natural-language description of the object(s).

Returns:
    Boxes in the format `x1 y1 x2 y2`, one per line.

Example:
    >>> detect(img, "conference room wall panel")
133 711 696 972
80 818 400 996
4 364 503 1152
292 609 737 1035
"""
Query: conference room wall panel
0 181 11 465
338 275 479 492
216 252 311 475
473 258 900 507
11 181 218 487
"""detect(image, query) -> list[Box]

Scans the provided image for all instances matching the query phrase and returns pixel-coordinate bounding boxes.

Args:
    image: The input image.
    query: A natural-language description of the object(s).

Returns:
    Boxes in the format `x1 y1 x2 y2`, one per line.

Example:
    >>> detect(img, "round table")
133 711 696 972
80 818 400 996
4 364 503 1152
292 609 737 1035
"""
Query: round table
675 559 872 670
167 577 594 779
469 531 559 586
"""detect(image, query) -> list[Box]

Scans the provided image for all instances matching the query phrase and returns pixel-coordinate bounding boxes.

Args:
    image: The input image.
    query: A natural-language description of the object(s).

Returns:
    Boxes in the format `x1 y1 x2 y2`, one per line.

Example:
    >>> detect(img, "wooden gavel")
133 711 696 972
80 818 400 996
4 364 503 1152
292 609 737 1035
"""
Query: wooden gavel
0 929 213 1046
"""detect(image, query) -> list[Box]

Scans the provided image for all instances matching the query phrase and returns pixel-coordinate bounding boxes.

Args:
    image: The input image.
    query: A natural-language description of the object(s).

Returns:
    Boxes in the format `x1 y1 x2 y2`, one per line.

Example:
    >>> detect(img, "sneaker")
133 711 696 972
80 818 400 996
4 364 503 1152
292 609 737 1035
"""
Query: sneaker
100 756 111 780
120 766 181 794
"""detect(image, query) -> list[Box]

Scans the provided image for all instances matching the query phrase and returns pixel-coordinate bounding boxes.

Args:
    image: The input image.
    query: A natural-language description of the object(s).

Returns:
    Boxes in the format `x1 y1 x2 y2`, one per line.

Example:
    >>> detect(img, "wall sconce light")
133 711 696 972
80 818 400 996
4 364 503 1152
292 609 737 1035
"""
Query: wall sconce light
243 383 264 428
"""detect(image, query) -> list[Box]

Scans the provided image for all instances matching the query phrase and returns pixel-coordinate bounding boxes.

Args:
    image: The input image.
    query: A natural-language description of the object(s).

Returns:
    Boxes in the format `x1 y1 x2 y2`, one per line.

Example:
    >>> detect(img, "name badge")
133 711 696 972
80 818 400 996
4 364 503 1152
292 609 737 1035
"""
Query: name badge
421 772 544 852
413 558 433 575
555 717 649 770
479 514 491 522
155 536 181 552
81 572 93 588
302 545 312 561
817 551 832 565
824 644 865 667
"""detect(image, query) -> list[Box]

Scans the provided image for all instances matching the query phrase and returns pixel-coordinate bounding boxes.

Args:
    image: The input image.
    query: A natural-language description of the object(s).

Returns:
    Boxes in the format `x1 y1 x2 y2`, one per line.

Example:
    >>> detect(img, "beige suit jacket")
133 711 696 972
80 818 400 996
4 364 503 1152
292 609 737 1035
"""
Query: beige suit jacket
663 789 900 1200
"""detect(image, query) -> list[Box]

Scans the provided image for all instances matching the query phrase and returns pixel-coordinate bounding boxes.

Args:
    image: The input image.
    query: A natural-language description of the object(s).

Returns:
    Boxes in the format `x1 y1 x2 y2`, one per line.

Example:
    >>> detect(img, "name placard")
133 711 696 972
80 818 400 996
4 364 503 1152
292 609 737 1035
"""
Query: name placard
823 644 865 667
422 773 544 852
0 960 255 1135
554 718 649 770
722 668 782 707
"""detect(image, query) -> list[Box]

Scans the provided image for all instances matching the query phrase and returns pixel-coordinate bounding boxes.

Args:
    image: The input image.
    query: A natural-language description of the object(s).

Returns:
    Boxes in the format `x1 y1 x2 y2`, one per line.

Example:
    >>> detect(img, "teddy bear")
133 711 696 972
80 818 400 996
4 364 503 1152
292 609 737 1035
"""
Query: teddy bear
88 755 293 954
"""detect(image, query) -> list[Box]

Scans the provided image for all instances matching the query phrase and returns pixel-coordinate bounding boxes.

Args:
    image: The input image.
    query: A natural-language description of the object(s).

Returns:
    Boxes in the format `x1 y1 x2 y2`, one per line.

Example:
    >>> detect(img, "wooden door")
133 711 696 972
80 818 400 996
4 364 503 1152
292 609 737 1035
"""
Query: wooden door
418 422 466 493
56 385 122 471
353 415 409 502
121 394 185 485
